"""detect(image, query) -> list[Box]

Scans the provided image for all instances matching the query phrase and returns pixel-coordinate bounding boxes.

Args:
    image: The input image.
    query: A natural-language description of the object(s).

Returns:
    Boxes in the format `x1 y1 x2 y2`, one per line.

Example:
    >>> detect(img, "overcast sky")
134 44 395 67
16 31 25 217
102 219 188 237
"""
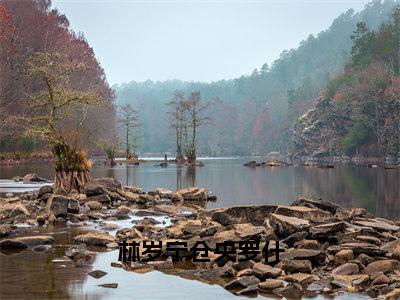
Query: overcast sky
52 0 370 85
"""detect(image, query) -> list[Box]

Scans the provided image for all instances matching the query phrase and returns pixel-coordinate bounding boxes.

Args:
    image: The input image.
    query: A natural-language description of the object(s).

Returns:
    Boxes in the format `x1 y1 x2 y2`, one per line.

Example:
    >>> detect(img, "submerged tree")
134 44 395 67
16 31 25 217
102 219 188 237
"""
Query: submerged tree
118 104 139 159
99 138 120 166
166 90 187 161
184 91 209 163
19 52 108 194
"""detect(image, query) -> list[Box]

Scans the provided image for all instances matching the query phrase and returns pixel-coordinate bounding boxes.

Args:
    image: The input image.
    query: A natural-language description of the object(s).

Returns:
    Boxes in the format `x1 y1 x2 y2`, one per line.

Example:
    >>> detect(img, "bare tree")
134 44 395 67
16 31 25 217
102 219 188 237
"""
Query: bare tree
166 90 187 161
17 52 107 194
118 104 139 159
184 91 210 163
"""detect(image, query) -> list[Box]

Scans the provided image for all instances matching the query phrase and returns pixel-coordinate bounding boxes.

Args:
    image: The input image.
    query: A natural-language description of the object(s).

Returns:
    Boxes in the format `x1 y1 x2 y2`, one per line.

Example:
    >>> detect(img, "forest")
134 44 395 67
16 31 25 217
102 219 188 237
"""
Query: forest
294 5 400 158
0 0 116 160
1 0 399 159
114 0 399 157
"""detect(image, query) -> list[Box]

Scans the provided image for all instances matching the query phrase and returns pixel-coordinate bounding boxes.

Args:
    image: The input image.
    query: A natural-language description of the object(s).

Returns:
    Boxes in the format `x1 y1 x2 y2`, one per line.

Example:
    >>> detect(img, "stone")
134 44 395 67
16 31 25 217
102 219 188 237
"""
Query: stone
23 173 48 182
273 282 303 298
37 185 54 198
285 273 318 285
68 199 80 214
334 249 354 266
32 244 52 252
46 195 70 217
280 249 325 266
236 284 258 295
274 205 332 221
382 240 400 253
102 222 119 230
355 235 382 245
224 276 260 289
258 279 285 291
0 224 14 236
252 262 282 279
237 269 253 277
291 198 340 215
86 201 103 210
88 270 108 279
0 235 54 249
82 182 106 197
117 206 131 215
211 205 277 226
98 283 118 288
116 228 142 240
8 204 30 219
171 187 208 202
86 194 111 204
277 259 312 274
294 239 320 250
365 260 400 275
155 188 173 198
385 288 400 299
392 246 400 261
282 231 308 247
74 232 117 246
94 178 122 192
353 220 400 232
269 213 310 236
331 263 359 275
230 223 265 240
309 221 346 237
372 274 390 285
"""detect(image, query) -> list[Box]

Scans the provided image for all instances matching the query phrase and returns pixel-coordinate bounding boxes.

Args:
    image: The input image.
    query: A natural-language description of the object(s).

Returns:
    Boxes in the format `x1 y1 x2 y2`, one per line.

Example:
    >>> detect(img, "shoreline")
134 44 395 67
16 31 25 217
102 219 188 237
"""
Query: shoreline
1 179 399 299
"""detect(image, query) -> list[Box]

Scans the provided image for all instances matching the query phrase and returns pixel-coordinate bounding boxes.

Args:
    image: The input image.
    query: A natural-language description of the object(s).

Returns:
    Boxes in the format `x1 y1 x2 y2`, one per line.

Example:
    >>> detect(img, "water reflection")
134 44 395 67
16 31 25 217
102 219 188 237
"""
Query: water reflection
0 158 399 219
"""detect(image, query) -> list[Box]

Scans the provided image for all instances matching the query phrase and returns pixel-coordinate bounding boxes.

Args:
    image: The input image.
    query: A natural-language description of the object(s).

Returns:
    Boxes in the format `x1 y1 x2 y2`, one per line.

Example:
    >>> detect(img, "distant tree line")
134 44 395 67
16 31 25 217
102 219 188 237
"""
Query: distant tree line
114 0 398 157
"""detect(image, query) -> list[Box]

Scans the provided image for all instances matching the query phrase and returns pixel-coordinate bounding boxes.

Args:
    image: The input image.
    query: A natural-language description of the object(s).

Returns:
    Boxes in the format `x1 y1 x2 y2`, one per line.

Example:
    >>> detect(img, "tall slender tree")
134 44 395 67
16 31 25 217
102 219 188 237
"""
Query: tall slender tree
166 90 187 161
119 104 139 159
184 91 209 163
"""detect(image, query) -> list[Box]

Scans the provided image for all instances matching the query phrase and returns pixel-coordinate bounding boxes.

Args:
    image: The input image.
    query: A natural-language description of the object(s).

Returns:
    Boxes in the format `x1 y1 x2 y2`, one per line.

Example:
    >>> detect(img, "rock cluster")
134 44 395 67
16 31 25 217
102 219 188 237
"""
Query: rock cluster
1 178 400 299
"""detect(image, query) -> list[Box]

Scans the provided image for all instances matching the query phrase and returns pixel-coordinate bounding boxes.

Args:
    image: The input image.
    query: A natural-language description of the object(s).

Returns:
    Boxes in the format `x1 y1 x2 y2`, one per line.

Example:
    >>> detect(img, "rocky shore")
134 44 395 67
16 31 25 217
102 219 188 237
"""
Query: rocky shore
1 177 400 299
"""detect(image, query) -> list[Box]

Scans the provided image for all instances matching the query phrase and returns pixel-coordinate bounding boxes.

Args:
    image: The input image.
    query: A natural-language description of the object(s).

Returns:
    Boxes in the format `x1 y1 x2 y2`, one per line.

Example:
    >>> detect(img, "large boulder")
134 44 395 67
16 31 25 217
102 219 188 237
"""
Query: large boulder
22 173 49 183
309 221 346 237
224 276 260 289
82 182 106 197
172 187 208 202
268 213 310 236
46 195 70 217
365 259 400 275
353 220 400 232
93 178 122 192
155 188 173 199
37 185 54 198
0 235 54 249
252 262 282 279
212 205 277 226
74 232 117 246
274 206 332 221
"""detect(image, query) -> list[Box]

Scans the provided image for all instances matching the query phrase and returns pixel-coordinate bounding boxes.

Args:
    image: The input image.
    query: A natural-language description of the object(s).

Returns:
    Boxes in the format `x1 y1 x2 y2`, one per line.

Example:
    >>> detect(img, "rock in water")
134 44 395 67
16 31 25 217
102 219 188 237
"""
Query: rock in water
0 236 54 249
88 270 108 279
73 232 117 246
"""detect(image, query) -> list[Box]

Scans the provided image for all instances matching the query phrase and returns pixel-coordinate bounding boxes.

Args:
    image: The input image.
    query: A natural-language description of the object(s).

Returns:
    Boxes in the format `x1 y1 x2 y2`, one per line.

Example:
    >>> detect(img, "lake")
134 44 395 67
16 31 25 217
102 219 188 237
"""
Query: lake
1 157 399 219
0 157 398 299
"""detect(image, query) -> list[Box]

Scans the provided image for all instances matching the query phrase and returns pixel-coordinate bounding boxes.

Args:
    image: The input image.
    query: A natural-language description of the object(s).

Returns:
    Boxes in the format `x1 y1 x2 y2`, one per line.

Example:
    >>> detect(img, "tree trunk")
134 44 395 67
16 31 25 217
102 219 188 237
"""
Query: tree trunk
54 169 90 194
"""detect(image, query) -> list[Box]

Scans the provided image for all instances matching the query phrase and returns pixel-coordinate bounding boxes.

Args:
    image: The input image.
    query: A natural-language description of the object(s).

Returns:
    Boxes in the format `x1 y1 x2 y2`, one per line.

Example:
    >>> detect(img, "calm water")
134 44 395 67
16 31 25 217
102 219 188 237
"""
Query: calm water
0 157 391 299
0 157 399 219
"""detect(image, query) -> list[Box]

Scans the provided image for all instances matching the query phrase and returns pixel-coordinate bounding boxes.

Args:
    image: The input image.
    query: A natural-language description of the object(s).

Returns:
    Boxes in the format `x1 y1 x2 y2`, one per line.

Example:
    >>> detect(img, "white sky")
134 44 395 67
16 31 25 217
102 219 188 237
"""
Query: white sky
52 0 370 84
